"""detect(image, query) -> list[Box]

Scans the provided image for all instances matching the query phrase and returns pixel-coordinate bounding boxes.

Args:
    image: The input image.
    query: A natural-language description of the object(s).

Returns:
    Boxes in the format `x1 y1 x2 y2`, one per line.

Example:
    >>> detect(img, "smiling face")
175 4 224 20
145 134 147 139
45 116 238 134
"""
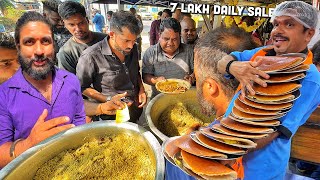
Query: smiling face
271 16 315 55
159 28 180 55
0 47 19 84
17 21 56 80
63 13 90 41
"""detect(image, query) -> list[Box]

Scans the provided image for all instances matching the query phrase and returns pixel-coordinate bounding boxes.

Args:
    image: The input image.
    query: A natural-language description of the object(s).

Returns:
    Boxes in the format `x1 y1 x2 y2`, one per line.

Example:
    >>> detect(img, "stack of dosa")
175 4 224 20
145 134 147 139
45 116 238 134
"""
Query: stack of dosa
162 54 308 180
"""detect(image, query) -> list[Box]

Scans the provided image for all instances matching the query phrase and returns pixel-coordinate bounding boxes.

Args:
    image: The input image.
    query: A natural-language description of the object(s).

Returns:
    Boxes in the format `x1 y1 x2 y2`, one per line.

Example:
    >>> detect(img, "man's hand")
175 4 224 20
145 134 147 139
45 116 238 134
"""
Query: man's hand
100 92 129 115
184 73 195 85
26 109 75 146
229 60 269 99
138 90 147 108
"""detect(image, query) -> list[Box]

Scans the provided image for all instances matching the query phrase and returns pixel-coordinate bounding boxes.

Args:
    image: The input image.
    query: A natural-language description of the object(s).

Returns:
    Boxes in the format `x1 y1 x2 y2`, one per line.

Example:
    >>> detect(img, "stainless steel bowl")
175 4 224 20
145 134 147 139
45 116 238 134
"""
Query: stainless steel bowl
0 121 165 180
146 88 207 142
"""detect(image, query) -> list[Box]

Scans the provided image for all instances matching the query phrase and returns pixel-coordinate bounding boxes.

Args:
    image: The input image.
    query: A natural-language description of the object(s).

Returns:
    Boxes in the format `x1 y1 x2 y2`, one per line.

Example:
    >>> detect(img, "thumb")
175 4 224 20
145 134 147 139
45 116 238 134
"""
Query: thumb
36 109 48 124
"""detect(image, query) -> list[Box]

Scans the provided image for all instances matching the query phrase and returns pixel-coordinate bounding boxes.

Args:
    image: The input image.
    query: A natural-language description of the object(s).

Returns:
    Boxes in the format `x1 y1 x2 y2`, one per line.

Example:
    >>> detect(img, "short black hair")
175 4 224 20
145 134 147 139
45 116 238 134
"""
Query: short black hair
58 1 86 20
107 11 113 16
42 0 60 12
110 11 140 35
312 40 320 66
162 9 172 17
160 17 181 33
158 11 162 16
199 26 258 54
0 33 16 49
14 11 53 45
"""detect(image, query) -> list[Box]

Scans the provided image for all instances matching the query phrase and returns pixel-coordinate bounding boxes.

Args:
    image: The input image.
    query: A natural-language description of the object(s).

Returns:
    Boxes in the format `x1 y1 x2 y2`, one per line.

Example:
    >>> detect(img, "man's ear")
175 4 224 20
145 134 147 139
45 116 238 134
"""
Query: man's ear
202 78 219 98
306 28 315 42
109 31 114 38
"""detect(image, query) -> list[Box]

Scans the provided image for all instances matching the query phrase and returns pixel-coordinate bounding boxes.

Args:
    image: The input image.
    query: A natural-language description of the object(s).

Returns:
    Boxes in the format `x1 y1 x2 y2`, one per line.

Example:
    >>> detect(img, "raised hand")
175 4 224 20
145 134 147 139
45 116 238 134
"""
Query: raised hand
27 109 74 146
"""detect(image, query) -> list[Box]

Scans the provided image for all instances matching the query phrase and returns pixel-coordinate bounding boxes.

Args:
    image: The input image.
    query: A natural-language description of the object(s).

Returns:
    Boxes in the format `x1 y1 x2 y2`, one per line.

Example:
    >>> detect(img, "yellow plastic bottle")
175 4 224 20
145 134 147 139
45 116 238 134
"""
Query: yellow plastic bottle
115 104 130 123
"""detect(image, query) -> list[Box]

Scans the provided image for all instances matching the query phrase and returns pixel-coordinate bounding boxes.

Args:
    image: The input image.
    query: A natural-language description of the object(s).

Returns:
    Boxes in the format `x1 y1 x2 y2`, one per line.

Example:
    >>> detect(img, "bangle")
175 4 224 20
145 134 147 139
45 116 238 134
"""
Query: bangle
10 138 23 159
226 60 237 76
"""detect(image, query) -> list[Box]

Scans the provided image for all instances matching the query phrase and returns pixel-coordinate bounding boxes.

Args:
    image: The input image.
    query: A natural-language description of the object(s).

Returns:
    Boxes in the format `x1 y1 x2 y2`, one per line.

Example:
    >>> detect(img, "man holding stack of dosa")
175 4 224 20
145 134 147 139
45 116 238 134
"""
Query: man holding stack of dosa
216 1 320 179
165 1 320 180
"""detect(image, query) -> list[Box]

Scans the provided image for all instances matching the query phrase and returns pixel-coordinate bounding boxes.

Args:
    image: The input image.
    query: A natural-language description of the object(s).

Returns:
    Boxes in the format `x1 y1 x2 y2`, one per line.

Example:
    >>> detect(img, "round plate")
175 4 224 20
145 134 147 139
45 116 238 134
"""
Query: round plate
155 79 191 94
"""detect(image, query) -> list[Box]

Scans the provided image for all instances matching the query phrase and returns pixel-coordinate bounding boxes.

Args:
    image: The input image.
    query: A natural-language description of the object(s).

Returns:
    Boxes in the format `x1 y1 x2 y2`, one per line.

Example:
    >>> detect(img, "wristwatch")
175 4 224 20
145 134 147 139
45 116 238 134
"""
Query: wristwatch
106 96 112 102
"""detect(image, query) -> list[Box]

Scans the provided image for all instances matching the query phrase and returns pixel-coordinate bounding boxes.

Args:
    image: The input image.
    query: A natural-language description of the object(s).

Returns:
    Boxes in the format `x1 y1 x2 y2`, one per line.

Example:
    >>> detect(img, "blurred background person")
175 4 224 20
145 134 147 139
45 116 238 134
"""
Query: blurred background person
150 9 172 45
105 11 113 34
130 7 143 60
42 0 72 52
180 17 198 45
92 9 105 33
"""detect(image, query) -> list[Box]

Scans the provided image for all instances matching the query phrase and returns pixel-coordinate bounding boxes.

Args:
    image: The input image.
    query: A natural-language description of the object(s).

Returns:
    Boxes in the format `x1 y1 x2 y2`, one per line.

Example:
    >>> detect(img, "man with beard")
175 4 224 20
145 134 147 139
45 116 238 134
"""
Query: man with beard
180 17 198 45
143 18 195 98
42 0 72 52
0 33 20 85
57 1 106 75
76 11 147 123
57 1 125 121
0 11 86 168
217 1 320 179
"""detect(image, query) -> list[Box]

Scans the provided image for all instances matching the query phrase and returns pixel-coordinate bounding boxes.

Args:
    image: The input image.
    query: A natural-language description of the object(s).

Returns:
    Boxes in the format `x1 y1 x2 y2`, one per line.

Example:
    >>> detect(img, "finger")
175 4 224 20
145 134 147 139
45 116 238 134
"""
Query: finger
252 75 268 88
111 100 126 109
246 83 255 96
42 116 70 130
115 92 128 99
240 87 246 100
36 109 48 124
252 68 270 80
46 124 75 137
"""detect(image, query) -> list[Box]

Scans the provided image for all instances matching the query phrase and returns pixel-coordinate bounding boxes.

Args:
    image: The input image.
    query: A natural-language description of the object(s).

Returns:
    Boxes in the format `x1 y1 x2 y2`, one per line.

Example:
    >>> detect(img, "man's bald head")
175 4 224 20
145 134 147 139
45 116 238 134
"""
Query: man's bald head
180 18 197 44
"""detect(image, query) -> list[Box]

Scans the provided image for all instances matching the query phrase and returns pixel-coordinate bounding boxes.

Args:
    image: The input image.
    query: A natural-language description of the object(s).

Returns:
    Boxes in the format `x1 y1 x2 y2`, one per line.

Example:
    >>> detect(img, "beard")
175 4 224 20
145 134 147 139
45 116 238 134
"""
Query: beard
197 85 216 117
114 40 132 56
18 53 56 81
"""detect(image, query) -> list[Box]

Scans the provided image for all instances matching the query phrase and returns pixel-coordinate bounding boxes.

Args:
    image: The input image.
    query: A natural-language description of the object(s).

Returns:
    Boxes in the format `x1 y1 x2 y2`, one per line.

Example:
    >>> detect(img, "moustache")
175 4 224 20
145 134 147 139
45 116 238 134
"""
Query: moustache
31 57 50 63
273 34 289 41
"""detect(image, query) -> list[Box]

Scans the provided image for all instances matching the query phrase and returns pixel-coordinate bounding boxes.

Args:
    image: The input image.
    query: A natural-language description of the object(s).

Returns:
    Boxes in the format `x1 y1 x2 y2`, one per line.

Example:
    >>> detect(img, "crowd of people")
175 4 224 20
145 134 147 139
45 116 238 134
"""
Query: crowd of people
0 0 319 179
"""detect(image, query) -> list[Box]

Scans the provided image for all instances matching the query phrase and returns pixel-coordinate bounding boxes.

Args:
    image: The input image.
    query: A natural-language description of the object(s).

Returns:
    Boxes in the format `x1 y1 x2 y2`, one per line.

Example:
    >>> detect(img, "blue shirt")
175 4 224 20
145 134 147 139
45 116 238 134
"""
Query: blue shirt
228 48 320 179
0 68 86 146
92 13 105 33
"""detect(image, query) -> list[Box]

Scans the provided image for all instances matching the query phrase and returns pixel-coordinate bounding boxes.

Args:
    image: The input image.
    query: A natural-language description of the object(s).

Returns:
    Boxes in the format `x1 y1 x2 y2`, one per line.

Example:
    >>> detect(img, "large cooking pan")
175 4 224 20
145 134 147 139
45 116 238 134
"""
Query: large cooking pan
145 88 212 142
0 121 165 180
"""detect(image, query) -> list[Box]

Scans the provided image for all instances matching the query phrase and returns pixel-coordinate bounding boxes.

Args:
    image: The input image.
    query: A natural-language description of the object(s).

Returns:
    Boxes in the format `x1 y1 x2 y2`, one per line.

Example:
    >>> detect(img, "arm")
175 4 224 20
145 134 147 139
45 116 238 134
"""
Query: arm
217 49 269 98
141 47 165 85
83 88 107 103
149 21 157 45
137 72 147 108
0 110 74 168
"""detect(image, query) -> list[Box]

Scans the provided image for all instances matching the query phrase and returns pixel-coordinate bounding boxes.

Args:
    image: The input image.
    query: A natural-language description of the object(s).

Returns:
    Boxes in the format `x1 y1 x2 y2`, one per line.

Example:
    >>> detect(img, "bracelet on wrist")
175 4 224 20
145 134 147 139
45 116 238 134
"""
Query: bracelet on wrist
10 138 23 159
226 60 237 75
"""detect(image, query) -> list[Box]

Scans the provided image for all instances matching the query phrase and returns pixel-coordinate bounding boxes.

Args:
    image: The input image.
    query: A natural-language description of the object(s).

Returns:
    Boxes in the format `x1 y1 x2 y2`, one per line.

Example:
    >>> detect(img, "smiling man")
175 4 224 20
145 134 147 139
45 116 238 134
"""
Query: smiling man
0 11 86 168
76 11 147 123
142 18 195 98
217 1 320 179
